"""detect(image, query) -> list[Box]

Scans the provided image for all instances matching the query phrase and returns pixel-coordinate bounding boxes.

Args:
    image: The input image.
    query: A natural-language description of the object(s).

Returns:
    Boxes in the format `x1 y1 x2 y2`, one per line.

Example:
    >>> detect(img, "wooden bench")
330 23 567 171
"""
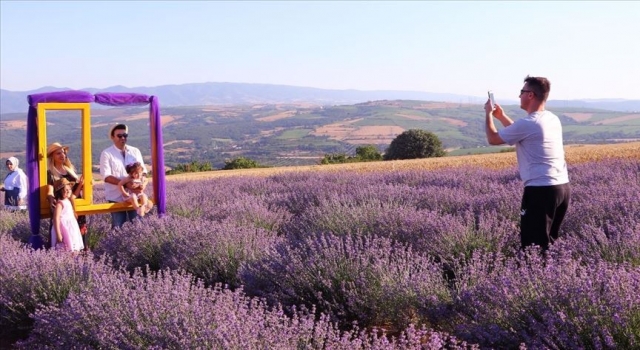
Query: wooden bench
40 200 154 218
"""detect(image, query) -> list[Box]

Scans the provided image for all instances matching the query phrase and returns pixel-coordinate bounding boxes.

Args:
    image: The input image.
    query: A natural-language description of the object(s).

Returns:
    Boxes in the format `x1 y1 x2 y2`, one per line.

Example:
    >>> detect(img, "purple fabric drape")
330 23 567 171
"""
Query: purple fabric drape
28 90 95 107
149 96 166 216
26 90 166 248
26 106 42 249
94 93 151 106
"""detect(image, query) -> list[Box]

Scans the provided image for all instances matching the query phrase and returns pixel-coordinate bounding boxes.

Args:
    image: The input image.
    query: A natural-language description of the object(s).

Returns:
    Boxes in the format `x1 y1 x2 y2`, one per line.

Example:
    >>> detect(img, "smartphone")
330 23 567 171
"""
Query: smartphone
488 90 496 109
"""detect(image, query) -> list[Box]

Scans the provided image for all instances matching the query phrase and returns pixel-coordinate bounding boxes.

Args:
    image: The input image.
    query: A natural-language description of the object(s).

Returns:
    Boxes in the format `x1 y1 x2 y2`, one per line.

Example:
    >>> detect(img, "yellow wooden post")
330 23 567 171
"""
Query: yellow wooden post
36 103 93 218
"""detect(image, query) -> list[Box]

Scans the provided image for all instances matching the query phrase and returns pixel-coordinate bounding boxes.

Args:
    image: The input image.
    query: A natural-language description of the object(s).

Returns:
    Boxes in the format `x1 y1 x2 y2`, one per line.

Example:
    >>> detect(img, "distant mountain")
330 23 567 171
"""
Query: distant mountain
1 82 639 114
1 86 70 114
546 99 640 112
0 82 484 114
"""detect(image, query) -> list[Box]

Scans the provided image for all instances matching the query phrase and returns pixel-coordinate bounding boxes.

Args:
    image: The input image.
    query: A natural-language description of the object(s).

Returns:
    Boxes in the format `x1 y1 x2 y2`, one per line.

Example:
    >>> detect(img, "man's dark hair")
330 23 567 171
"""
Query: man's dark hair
524 76 551 102
111 124 127 137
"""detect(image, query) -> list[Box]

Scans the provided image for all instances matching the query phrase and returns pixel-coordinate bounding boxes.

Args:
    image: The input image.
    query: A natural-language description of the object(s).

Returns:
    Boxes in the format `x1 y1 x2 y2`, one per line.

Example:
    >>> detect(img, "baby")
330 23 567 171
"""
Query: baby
118 162 153 216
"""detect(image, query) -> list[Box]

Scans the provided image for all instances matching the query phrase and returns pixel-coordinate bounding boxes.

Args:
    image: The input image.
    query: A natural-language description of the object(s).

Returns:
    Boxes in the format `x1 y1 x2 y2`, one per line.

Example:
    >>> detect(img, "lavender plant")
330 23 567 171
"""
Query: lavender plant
80 213 113 251
2 157 639 348
0 235 111 341
20 267 475 350
93 215 283 288
167 176 293 231
241 232 451 332
277 169 522 267
452 248 640 348
0 208 27 235
557 159 640 266
562 159 640 232
4 213 49 244
558 222 640 266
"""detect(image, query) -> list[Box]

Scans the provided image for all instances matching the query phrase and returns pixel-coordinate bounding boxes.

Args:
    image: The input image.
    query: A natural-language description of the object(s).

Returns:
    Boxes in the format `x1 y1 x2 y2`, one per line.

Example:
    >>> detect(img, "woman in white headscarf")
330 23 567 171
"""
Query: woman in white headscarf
1 156 28 210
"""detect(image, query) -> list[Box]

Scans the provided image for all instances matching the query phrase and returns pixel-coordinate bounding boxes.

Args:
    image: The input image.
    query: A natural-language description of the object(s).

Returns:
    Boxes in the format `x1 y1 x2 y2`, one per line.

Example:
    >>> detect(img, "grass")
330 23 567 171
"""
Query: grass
166 141 640 181
564 124 640 136
276 129 313 140
448 146 514 156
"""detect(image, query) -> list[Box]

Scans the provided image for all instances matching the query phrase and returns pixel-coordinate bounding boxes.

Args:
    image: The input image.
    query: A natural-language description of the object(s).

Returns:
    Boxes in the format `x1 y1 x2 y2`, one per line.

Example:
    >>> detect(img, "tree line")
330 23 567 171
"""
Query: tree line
167 129 445 174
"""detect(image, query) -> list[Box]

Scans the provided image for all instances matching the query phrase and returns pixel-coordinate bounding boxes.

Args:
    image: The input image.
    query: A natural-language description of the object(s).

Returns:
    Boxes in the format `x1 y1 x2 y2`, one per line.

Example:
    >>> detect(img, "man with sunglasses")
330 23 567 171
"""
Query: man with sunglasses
100 124 148 228
484 76 570 251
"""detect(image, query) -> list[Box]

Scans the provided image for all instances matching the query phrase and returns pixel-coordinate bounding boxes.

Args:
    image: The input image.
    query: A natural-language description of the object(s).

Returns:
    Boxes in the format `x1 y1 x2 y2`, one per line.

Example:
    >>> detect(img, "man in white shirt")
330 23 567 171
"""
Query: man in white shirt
484 76 571 250
100 124 148 228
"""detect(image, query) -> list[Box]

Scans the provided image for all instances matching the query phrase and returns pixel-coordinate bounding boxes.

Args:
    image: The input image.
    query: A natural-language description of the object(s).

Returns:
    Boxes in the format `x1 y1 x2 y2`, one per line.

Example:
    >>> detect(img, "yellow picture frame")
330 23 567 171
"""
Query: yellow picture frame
37 103 93 217
37 102 151 218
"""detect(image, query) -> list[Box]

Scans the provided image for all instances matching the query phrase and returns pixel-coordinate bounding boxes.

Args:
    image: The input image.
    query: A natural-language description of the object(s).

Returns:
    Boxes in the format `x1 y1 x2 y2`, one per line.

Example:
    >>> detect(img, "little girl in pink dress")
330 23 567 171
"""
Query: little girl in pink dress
51 178 84 252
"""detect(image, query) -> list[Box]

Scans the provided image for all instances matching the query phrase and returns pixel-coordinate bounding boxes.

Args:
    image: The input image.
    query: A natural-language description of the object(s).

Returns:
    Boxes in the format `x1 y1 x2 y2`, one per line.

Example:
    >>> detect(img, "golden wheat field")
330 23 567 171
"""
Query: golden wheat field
167 141 640 181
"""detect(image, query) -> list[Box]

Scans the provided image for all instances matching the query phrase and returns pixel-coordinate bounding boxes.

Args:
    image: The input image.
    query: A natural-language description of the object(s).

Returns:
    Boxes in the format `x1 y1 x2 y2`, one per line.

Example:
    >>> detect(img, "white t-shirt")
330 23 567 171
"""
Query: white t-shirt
498 110 569 187
99 145 148 202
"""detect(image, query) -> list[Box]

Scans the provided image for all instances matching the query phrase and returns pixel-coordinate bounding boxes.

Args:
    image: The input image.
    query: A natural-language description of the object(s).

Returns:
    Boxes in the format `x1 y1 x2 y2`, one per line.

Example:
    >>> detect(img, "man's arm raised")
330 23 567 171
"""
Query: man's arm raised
484 100 506 146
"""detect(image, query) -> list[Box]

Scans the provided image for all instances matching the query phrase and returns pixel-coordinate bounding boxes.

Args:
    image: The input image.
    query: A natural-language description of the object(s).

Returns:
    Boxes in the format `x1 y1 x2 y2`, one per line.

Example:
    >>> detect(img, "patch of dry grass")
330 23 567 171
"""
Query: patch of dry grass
0 120 28 130
593 113 640 125
563 113 593 122
256 111 296 122
166 142 640 182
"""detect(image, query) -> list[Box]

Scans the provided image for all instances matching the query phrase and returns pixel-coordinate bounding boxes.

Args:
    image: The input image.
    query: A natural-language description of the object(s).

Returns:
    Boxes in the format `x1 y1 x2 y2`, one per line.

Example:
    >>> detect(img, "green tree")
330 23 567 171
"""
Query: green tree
165 161 213 175
320 153 349 164
383 129 446 160
355 145 382 161
223 157 261 170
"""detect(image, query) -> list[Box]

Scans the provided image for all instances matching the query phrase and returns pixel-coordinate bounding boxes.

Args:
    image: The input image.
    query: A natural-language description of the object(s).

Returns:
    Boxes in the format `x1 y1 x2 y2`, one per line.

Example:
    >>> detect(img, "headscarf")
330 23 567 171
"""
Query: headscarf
7 157 19 169
5 157 19 179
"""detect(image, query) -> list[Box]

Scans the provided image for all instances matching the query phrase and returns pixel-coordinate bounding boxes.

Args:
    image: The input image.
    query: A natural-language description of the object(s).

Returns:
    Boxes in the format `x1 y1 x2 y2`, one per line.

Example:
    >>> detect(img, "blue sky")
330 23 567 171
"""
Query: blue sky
1 1 639 100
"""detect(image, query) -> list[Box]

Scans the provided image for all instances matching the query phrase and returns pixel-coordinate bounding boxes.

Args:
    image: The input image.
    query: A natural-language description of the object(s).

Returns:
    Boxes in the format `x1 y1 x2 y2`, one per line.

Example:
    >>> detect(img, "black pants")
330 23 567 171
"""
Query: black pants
4 187 20 206
520 183 571 250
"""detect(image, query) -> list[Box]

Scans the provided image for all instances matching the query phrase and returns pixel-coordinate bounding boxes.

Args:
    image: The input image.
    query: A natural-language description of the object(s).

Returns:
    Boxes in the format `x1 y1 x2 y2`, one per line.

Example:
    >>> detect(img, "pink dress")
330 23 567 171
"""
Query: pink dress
51 199 84 252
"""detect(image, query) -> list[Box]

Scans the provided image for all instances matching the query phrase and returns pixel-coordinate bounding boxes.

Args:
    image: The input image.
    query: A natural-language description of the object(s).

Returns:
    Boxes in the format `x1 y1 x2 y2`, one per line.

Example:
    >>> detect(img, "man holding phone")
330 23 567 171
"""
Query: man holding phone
484 76 570 251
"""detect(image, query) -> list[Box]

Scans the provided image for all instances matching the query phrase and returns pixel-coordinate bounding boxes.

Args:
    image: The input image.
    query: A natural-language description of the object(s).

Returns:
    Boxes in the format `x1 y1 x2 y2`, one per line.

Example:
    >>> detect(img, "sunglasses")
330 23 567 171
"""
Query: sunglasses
116 133 129 139
520 89 536 96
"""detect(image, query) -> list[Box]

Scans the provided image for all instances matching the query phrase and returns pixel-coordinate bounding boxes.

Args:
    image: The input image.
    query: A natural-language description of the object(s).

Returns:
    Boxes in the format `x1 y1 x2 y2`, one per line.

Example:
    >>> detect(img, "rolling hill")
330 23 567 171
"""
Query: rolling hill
1 98 639 173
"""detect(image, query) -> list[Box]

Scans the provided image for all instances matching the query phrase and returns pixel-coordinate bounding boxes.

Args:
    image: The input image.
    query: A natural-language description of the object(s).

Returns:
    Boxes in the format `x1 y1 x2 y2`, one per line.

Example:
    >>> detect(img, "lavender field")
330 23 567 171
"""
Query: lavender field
1 157 640 349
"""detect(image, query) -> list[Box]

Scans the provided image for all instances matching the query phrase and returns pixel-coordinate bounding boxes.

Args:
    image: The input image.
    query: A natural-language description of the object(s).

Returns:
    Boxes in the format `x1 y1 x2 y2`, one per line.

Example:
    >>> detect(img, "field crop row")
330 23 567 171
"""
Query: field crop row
1 142 639 348
168 141 640 181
